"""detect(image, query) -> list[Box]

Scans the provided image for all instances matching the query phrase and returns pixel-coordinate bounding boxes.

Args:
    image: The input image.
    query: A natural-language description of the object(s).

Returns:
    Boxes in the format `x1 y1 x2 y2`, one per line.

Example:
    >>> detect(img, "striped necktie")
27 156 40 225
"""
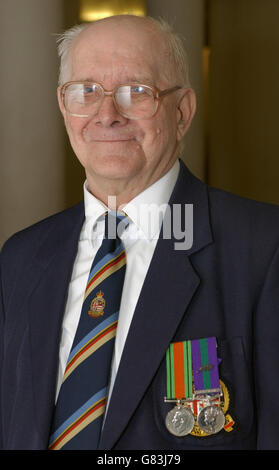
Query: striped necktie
49 212 129 450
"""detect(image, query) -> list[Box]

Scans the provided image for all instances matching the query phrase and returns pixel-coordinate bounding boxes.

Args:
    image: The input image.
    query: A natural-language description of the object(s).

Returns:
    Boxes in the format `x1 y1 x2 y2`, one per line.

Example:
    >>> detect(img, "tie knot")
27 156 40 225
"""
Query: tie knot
104 211 129 239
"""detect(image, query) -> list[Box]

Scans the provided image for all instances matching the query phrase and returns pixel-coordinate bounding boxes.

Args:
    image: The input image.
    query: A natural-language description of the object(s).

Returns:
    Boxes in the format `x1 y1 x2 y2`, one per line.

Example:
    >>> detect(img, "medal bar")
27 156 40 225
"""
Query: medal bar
164 387 222 403
193 387 222 397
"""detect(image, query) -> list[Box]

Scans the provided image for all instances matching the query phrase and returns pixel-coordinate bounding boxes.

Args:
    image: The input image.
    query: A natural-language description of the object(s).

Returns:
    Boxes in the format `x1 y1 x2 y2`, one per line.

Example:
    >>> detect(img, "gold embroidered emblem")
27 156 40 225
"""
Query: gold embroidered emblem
88 291 106 318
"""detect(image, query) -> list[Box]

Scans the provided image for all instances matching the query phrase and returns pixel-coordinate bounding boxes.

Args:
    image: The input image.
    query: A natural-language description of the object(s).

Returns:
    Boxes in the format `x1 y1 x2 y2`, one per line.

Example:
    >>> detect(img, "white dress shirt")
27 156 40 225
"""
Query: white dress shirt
55 159 180 406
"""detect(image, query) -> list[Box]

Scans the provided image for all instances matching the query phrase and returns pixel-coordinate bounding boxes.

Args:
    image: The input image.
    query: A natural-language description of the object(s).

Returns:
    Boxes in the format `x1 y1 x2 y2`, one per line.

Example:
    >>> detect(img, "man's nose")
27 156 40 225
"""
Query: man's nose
94 95 128 127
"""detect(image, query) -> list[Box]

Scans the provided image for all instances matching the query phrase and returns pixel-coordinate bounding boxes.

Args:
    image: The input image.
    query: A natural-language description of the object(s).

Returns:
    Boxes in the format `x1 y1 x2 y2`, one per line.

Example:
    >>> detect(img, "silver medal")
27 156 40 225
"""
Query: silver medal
197 405 225 435
165 404 195 437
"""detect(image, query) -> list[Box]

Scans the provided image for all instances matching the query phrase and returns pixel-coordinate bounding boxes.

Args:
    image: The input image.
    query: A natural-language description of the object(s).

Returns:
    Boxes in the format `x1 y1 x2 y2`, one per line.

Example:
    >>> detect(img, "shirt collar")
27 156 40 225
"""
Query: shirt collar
83 159 180 242
83 184 107 244
122 159 179 240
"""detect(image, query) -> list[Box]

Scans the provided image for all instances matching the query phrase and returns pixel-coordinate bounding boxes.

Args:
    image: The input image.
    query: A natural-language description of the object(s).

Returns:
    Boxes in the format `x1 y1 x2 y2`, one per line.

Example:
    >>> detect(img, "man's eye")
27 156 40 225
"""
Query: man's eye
131 86 145 94
84 86 95 94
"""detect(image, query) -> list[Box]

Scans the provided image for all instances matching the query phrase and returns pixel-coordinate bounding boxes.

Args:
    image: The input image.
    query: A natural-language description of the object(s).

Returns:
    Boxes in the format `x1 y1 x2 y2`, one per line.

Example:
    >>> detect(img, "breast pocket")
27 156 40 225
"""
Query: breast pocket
152 336 255 449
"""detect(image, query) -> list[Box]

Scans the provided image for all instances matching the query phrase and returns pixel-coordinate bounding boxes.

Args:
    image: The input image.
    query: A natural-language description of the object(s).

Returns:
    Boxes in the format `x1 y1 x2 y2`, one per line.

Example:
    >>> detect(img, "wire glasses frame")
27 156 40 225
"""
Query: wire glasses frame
59 81 183 120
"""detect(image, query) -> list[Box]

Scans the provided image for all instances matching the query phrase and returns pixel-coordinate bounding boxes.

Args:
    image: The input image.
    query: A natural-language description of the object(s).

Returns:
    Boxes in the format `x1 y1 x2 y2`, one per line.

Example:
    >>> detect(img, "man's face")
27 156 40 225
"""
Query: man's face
58 18 195 197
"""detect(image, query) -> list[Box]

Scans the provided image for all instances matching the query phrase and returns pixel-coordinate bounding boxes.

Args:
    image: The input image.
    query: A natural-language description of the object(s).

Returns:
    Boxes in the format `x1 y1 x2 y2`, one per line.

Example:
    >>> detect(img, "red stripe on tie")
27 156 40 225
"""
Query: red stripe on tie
65 323 118 374
49 398 106 450
86 252 126 294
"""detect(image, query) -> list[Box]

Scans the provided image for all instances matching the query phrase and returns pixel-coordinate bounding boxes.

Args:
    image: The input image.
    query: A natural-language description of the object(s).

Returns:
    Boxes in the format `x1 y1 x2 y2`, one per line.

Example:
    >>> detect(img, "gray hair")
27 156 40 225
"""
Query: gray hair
56 16 191 87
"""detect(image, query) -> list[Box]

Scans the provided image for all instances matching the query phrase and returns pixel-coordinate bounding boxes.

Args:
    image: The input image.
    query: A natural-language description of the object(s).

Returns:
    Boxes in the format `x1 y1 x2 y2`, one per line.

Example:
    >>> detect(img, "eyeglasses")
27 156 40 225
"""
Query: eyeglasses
60 81 183 120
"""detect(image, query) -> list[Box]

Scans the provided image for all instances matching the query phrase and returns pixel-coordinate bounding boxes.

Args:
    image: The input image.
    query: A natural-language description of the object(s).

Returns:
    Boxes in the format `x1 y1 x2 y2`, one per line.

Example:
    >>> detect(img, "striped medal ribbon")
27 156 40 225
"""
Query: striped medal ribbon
165 337 224 436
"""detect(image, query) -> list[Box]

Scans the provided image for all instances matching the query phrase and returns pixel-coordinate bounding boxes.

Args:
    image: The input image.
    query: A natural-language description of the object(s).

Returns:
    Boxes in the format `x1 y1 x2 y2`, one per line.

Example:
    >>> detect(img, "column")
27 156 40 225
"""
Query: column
208 0 279 205
147 0 205 180
0 0 65 246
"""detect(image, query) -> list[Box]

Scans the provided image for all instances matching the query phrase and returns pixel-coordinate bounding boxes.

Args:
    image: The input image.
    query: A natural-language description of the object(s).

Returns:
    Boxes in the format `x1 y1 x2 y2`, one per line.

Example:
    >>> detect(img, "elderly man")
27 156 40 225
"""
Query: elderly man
1 15 279 451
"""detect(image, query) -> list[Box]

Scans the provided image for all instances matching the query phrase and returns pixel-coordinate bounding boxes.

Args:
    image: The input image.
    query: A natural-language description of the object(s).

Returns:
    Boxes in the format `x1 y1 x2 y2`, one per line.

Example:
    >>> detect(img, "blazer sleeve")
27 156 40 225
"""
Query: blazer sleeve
0 251 4 450
254 245 279 449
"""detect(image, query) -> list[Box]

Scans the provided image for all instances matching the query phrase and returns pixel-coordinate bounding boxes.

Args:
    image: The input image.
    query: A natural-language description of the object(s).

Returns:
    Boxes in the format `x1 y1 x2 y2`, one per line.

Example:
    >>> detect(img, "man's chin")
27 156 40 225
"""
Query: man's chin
86 155 144 181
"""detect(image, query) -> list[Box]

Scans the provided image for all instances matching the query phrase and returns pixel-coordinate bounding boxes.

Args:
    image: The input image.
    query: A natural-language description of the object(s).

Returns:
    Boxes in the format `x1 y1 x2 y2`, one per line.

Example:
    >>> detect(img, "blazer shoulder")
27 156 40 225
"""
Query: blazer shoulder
1 201 84 265
179 162 279 233
208 185 279 245
208 185 279 219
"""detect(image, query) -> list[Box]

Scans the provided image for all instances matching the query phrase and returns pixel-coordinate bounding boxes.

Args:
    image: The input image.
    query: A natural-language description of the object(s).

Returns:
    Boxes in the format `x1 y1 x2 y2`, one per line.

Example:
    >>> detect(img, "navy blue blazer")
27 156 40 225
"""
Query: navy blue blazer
1 161 279 450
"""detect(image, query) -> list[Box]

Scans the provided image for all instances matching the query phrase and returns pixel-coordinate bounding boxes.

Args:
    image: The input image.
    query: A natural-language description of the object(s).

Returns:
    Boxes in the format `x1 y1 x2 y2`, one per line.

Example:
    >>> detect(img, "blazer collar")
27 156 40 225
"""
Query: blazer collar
172 159 213 256
99 161 213 449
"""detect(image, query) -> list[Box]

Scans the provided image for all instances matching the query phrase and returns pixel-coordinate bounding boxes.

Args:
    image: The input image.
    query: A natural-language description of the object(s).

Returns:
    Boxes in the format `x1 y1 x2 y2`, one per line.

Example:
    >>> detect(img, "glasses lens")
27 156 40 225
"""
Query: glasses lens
64 83 103 116
115 85 156 118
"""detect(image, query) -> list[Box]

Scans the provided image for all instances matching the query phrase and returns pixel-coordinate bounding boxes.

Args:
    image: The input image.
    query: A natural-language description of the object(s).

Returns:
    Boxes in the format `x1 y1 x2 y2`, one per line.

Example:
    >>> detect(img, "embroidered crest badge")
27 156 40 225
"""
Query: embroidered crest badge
88 291 106 318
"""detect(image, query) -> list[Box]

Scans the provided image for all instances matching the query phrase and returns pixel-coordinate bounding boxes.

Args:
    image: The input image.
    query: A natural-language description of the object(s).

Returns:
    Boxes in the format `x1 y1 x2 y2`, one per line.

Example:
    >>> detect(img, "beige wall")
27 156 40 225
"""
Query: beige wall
208 0 279 205
0 0 65 247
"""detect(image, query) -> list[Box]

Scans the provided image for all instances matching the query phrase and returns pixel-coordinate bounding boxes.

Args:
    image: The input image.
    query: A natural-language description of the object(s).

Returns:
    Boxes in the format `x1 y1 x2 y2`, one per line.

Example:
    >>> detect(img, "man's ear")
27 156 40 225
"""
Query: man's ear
57 87 66 119
176 88 196 142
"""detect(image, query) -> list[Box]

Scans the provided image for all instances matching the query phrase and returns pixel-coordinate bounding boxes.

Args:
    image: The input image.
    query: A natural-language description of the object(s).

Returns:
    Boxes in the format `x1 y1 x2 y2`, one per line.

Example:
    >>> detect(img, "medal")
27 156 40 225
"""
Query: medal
165 340 195 434
165 337 229 437
197 403 225 435
191 337 225 434
165 402 195 436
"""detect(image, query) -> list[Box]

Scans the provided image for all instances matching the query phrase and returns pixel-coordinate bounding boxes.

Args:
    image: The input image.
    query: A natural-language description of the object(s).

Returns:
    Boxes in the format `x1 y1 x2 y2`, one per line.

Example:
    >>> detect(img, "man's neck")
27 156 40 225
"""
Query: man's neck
85 159 178 209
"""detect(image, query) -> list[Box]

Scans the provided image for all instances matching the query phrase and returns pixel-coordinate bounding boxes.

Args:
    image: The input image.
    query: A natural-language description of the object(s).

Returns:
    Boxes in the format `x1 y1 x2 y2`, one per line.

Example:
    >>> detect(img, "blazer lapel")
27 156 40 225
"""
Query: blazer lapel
99 162 213 449
27 203 84 444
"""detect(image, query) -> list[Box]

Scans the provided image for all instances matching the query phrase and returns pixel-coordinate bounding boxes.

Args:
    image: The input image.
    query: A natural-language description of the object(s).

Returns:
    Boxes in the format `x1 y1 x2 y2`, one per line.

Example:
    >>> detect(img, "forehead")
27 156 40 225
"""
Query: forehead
70 19 169 85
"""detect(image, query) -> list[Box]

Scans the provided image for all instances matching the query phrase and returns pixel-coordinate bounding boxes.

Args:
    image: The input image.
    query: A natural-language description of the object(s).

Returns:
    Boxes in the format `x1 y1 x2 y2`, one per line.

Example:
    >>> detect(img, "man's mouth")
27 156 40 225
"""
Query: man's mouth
91 138 134 142
82 126 140 144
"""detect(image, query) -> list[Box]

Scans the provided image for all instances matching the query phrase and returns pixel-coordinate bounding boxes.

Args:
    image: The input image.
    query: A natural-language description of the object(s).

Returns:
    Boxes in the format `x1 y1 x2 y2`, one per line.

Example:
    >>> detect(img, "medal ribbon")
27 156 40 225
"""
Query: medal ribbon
166 337 220 400
191 337 220 395
166 340 192 399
